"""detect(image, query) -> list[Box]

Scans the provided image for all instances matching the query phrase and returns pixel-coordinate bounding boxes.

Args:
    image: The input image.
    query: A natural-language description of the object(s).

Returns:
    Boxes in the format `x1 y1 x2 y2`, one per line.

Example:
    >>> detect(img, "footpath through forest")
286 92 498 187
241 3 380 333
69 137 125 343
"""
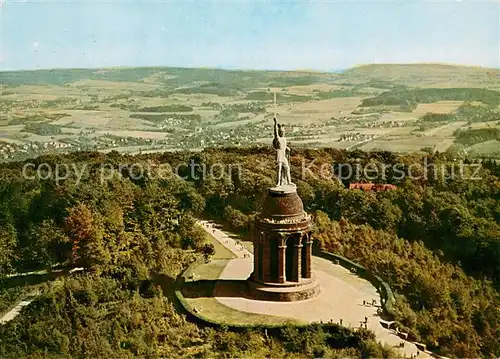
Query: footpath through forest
0 268 83 325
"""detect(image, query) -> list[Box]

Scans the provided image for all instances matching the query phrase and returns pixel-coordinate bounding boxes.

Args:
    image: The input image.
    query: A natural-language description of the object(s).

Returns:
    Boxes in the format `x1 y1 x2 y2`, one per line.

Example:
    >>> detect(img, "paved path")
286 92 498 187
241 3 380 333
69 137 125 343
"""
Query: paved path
199 220 253 259
0 267 83 326
0 299 35 325
199 220 431 358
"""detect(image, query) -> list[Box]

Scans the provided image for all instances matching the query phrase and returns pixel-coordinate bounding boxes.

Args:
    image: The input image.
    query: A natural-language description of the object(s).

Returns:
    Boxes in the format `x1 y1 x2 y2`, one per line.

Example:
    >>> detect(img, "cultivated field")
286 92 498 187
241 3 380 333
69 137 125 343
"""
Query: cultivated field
423 121 468 137
290 97 364 117
413 101 464 115
360 136 455 153
1 64 499 161
466 140 500 157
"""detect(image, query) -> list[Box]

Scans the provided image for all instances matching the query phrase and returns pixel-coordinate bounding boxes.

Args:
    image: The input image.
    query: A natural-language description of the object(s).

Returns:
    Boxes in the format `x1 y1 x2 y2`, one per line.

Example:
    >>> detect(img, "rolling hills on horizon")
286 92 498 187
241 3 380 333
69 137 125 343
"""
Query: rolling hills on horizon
0 62 499 162
1 63 499 88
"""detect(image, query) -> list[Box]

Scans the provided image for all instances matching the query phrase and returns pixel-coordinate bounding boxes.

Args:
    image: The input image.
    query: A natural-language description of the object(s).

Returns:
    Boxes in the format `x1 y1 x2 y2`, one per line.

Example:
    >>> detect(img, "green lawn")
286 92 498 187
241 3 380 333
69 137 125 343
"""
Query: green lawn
185 296 303 326
204 232 237 260
185 260 230 281
181 225 302 326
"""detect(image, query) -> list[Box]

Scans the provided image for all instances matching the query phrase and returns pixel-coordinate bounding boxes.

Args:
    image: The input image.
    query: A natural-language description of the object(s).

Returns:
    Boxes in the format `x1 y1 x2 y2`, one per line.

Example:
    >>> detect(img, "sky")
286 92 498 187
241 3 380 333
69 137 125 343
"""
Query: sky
1 0 499 71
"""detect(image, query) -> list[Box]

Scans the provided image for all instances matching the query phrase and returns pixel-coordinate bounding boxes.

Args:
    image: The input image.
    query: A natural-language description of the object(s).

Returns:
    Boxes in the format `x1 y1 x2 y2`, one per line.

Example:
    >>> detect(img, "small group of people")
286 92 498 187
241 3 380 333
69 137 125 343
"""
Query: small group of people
203 220 253 258
202 222 214 229
323 318 344 327
201 221 217 235
362 299 377 307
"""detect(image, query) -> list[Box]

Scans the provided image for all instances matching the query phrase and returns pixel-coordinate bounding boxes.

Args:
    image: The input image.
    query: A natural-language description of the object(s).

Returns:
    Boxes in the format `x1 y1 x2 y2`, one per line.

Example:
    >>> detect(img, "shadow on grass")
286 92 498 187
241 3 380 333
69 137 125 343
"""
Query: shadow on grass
181 279 250 299
151 273 177 298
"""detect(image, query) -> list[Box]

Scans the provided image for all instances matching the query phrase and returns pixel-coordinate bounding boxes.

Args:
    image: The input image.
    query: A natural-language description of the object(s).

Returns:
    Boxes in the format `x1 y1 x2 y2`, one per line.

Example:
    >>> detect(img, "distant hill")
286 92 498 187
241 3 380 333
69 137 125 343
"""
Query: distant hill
0 66 324 89
1 63 498 89
340 63 500 88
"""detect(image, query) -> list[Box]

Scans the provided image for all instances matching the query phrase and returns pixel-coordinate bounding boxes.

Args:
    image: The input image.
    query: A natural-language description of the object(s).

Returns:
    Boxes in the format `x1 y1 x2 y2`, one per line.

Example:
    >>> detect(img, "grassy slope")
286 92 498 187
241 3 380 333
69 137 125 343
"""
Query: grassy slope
466 139 500 157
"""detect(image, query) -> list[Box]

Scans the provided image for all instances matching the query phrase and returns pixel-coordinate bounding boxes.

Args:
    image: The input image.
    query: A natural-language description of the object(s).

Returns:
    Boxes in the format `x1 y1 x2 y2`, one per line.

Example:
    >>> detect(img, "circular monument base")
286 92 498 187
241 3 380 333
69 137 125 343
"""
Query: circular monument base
247 276 320 302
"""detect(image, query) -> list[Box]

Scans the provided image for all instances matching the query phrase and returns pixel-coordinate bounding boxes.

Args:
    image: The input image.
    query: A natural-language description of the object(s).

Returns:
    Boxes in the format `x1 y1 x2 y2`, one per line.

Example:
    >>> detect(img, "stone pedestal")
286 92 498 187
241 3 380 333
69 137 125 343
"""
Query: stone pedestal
248 185 320 302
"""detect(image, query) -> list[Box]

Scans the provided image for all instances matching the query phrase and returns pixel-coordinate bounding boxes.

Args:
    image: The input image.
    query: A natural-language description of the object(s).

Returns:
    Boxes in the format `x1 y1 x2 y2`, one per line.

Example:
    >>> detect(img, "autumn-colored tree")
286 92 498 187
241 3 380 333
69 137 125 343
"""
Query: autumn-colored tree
64 203 108 270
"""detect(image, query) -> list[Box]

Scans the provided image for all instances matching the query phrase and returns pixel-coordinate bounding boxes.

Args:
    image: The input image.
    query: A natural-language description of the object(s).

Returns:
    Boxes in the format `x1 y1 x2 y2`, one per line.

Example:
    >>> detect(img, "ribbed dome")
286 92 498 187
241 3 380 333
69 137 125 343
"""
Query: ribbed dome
261 189 305 219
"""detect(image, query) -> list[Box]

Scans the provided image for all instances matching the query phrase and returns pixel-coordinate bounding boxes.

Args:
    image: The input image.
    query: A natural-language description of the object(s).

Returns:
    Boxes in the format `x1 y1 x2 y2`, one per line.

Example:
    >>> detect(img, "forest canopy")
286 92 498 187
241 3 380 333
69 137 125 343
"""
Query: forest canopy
0 148 499 358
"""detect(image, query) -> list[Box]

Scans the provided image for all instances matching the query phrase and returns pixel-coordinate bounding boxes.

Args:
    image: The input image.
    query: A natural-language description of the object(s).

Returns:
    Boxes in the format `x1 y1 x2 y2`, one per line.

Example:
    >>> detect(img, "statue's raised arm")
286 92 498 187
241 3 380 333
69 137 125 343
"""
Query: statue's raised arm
273 117 279 141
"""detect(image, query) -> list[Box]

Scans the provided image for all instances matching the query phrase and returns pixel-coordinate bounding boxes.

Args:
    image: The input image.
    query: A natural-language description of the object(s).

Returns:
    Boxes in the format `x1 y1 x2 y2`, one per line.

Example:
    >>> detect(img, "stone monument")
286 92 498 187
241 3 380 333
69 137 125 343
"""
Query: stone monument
247 116 320 301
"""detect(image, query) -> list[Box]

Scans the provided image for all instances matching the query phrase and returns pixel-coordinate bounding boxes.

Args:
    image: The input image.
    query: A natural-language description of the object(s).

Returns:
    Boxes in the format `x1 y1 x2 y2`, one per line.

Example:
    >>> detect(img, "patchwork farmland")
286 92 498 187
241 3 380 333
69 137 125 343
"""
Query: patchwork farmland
1 64 499 161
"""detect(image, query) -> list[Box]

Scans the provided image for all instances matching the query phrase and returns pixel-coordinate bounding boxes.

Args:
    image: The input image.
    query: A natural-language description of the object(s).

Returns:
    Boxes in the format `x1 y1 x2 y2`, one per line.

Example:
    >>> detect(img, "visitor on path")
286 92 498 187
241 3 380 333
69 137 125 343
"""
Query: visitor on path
340 319 342 325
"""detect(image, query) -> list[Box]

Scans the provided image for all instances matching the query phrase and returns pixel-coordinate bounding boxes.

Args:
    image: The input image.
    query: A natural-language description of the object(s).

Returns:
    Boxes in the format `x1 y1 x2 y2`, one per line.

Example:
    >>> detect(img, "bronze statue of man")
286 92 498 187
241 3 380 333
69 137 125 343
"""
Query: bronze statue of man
273 117 292 187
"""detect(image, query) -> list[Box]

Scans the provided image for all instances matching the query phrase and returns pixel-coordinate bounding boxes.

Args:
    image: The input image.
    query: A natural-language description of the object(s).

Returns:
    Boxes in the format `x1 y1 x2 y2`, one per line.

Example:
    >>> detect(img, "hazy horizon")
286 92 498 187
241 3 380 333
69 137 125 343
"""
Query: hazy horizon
1 61 500 74
1 1 499 72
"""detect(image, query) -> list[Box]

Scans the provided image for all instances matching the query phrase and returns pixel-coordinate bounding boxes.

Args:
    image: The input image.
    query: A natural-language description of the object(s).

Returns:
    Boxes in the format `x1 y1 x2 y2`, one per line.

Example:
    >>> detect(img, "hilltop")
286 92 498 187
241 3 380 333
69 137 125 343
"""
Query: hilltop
340 63 500 88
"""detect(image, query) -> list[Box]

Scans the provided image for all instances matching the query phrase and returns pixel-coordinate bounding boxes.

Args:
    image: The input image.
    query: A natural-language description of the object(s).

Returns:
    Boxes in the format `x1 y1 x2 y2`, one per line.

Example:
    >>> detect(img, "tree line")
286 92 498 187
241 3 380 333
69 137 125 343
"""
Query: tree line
0 148 498 357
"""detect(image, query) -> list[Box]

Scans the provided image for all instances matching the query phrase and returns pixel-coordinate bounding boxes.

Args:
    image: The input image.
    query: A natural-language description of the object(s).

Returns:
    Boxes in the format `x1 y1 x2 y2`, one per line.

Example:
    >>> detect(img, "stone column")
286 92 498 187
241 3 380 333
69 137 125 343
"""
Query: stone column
292 235 303 282
261 232 271 282
253 232 261 280
303 233 313 279
277 234 286 283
